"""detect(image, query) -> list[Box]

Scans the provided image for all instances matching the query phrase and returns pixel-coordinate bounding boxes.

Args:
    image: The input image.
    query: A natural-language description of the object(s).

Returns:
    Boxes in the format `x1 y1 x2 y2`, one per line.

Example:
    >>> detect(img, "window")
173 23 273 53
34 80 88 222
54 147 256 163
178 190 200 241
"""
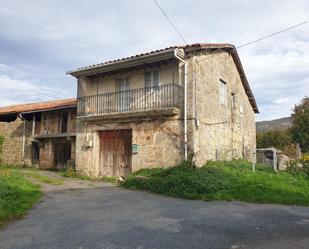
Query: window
117 77 130 112
219 79 227 106
231 93 236 109
145 68 159 88
118 77 130 92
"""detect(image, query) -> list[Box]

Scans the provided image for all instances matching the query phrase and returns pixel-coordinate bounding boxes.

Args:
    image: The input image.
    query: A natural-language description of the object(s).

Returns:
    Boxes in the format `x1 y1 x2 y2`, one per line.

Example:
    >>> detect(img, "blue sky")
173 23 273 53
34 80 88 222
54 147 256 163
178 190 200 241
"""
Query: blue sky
0 0 308 121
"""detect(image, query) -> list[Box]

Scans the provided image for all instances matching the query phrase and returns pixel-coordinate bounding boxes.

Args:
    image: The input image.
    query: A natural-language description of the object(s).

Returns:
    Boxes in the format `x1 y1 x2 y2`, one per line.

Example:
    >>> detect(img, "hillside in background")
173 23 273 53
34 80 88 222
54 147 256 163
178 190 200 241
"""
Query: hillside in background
256 117 292 132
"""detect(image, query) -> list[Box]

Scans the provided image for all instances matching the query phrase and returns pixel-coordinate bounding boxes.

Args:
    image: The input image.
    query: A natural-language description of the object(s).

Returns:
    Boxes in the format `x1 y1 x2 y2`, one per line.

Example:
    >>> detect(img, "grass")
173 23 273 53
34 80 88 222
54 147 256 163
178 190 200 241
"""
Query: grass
0 165 42 227
60 168 118 184
122 160 309 206
23 171 63 185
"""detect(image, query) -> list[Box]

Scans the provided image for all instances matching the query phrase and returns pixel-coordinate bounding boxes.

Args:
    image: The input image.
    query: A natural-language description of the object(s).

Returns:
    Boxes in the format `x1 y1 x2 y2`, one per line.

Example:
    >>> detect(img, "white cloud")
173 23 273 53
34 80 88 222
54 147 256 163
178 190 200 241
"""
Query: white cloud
0 73 70 107
240 35 309 120
0 0 308 120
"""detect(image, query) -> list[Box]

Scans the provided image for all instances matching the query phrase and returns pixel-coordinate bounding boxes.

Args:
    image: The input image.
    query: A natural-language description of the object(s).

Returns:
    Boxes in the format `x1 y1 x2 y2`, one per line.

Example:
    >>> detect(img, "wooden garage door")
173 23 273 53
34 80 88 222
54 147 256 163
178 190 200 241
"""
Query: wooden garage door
99 130 132 177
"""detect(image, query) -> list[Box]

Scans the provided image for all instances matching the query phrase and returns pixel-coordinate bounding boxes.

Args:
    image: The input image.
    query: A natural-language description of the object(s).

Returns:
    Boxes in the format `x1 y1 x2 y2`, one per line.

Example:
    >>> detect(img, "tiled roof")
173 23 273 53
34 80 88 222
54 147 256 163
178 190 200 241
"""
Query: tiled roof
67 43 234 74
0 98 77 115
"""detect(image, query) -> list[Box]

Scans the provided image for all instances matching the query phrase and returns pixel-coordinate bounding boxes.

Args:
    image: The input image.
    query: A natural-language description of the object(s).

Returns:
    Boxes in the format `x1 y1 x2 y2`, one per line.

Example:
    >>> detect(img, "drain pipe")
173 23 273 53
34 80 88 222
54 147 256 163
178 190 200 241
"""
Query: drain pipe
174 49 188 160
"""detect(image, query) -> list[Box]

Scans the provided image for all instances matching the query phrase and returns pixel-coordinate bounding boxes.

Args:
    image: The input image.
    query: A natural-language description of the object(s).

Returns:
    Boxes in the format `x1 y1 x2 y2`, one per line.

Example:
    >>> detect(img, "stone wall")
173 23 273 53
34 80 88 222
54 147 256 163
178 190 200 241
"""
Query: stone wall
76 116 183 177
75 50 257 176
185 50 256 164
38 138 76 169
0 118 24 164
0 107 77 167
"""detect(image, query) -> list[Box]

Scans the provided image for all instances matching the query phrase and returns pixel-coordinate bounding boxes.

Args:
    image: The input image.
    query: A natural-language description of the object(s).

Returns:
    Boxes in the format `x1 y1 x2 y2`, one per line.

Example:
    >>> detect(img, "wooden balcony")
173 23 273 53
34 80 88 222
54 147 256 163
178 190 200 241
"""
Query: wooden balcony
77 83 183 118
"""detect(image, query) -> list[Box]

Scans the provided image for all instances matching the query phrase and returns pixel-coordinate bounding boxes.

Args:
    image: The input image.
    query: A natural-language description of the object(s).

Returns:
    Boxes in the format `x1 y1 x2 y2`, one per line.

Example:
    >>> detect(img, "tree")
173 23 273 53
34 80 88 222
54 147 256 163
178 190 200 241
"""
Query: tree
256 130 292 149
290 97 309 152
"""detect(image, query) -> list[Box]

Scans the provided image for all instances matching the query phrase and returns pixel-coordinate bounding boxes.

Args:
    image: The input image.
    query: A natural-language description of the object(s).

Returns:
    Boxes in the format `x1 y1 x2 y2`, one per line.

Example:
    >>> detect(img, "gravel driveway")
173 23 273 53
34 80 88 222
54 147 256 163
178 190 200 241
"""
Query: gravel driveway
0 172 309 249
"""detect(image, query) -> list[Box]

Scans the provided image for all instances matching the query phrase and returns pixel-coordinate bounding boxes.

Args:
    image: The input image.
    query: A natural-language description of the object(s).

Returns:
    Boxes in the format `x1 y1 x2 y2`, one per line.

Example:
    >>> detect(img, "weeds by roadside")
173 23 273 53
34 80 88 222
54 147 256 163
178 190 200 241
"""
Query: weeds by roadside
0 166 42 227
122 159 309 206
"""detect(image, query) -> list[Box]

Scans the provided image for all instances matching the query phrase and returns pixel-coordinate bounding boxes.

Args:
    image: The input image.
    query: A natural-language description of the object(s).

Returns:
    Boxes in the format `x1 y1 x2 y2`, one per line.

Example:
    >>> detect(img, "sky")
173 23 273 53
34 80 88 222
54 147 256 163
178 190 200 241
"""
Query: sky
0 0 308 121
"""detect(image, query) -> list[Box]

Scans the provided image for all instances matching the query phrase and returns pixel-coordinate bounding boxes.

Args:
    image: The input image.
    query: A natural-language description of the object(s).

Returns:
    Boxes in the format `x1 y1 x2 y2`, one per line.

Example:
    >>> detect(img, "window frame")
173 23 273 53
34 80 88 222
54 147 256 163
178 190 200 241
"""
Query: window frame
117 77 130 112
144 68 160 89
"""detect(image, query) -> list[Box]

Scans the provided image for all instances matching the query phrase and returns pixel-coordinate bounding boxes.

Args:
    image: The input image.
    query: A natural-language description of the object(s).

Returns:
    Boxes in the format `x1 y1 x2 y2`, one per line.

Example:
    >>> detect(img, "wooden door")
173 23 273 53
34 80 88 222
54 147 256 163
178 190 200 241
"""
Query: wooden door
54 142 71 170
99 130 132 177
31 142 40 165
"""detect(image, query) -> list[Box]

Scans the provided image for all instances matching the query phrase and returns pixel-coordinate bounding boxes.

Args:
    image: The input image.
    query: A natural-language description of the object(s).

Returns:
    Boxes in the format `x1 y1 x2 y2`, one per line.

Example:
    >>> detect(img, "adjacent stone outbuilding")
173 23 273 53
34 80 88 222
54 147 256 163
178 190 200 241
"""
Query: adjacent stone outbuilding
0 99 77 169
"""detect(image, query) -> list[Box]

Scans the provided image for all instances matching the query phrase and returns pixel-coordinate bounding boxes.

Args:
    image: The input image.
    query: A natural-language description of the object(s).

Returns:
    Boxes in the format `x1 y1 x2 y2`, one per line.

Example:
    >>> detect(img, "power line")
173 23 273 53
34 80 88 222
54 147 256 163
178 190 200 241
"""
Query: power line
152 0 187 44
152 0 308 52
236 20 309 49
197 19 309 63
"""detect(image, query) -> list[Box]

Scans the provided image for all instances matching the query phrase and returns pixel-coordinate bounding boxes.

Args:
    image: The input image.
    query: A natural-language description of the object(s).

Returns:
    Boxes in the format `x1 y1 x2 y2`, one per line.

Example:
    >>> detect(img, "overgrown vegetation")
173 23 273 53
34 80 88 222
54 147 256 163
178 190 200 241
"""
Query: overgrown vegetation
122 160 309 206
0 165 42 227
257 130 292 150
290 96 309 153
256 97 309 155
256 129 297 157
287 160 309 178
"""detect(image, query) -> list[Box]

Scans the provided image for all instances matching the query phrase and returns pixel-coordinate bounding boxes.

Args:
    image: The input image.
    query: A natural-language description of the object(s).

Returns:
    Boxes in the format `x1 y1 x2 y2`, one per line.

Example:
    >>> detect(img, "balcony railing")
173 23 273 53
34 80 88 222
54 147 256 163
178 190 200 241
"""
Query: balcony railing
77 83 182 116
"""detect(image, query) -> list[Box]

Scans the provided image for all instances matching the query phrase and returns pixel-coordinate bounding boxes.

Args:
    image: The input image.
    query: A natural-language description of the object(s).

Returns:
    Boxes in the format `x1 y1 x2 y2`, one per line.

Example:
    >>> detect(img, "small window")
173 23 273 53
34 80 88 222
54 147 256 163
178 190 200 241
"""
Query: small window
145 68 160 88
231 93 236 109
219 79 227 106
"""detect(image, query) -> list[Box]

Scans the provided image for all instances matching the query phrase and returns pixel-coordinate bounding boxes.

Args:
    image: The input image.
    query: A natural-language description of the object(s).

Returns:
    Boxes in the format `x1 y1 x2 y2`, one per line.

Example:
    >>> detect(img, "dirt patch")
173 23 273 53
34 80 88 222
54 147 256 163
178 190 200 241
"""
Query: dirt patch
21 169 115 192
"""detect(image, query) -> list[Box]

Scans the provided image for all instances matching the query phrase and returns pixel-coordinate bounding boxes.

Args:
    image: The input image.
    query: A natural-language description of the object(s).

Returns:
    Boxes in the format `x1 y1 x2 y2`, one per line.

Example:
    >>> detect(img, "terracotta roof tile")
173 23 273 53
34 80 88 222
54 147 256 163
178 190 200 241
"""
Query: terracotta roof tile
0 98 77 115
67 43 234 74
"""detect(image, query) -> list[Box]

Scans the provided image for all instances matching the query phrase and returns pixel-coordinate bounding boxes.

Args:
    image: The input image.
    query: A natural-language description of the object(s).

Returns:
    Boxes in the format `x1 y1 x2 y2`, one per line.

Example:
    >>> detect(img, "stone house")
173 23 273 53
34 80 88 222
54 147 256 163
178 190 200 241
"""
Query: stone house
67 43 258 178
0 99 76 169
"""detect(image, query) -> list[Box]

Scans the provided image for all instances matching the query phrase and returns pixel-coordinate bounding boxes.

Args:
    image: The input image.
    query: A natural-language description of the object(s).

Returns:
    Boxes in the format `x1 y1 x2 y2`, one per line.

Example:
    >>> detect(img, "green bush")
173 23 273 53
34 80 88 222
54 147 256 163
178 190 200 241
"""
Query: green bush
122 160 309 206
257 130 292 149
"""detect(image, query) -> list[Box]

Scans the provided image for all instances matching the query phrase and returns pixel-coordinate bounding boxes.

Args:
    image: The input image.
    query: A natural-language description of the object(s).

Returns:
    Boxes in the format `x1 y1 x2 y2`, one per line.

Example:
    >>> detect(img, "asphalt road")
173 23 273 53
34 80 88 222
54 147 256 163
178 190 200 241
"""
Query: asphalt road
1 185 309 249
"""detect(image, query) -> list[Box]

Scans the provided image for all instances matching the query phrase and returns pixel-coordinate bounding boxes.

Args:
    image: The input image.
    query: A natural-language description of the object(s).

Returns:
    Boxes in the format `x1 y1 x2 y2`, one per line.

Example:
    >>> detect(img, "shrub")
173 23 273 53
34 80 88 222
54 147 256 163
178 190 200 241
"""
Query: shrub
257 130 292 150
122 159 309 206
287 160 309 178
